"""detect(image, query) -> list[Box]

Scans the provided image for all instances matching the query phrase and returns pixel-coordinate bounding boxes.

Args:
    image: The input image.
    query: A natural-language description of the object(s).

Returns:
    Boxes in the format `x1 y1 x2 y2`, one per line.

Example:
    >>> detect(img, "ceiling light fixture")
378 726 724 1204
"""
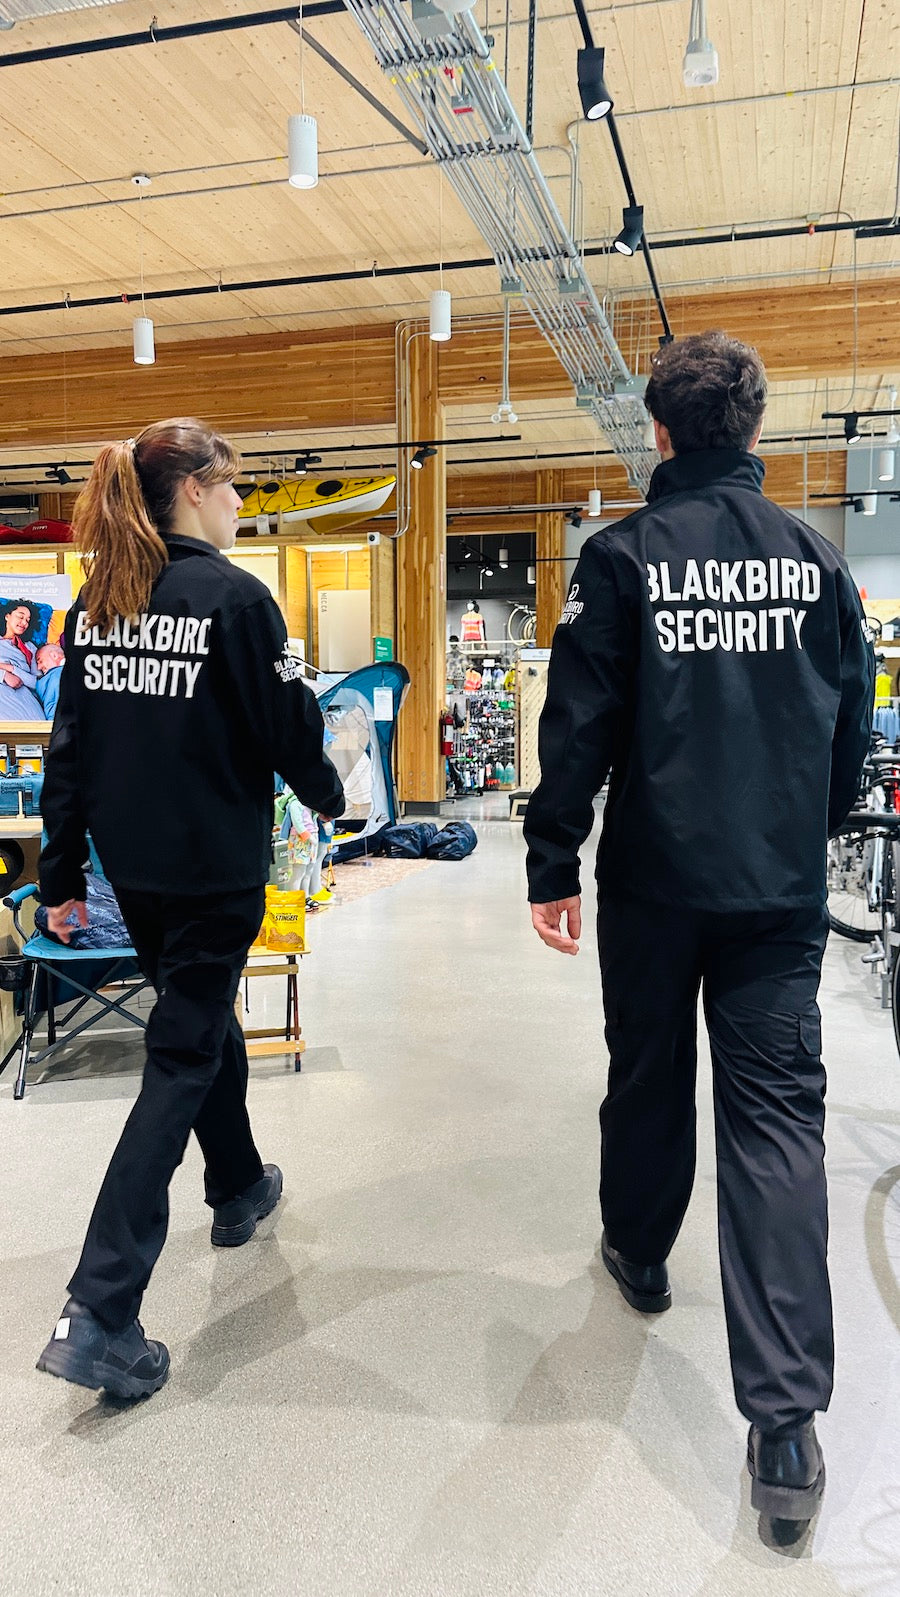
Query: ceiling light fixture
570 509 583 529
288 3 318 189
484 566 494 577
527 563 536 585
429 289 452 342
429 171 451 340
589 488 603 517
683 0 719 87
613 205 644 256
499 546 509 568
844 414 862 444
131 174 155 366
577 46 613 121
411 445 438 470
862 492 878 516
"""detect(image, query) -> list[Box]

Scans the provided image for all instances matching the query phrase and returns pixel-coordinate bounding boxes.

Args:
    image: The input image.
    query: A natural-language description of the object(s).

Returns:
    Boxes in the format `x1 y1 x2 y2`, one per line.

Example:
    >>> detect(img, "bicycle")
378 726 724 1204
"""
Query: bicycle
830 808 900 1015
827 743 900 943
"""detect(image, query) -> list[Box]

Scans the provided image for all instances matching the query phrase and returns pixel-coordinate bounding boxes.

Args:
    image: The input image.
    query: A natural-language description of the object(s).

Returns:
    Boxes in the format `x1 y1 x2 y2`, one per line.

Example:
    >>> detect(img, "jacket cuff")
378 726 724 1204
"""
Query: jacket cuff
526 870 582 904
39 864 88 908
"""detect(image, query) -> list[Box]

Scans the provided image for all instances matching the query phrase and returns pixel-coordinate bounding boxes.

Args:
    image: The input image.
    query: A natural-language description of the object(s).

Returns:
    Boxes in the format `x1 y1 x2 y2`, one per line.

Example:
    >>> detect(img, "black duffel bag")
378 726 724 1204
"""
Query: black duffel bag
379 821 439 859
426 822 478 860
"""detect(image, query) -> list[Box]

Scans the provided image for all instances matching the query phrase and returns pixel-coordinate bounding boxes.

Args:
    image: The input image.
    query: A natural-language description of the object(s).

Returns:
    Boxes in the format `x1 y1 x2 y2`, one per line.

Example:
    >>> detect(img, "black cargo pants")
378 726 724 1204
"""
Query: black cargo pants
67 885 266 1332
598 896 832 1431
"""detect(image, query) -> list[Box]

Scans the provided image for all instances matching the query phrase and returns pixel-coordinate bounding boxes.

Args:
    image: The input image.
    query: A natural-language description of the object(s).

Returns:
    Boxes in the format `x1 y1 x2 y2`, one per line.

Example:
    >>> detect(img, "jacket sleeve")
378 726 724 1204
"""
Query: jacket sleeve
828 572 875 834
39 620 89 906
524 541 634 902
220 597 345 818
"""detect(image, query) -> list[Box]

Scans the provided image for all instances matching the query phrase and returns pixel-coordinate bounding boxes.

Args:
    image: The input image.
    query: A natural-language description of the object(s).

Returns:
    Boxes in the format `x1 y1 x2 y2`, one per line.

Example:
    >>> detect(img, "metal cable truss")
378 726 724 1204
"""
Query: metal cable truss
340 0 654 490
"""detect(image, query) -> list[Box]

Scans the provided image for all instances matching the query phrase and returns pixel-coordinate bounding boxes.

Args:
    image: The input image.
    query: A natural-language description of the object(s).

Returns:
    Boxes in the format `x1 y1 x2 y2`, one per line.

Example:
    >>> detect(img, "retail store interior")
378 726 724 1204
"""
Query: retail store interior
0 1 899 1594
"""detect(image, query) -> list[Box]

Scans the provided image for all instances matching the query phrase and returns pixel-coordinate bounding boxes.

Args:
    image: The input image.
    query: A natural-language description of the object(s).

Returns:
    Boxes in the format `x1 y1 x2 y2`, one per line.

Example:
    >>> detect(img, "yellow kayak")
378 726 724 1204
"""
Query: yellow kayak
239 474 395 535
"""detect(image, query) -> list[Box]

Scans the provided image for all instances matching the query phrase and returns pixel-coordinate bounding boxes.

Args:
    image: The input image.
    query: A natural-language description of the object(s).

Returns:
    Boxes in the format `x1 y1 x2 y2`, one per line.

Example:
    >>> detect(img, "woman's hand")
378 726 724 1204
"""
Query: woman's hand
2 668 21 688
46 900 88 944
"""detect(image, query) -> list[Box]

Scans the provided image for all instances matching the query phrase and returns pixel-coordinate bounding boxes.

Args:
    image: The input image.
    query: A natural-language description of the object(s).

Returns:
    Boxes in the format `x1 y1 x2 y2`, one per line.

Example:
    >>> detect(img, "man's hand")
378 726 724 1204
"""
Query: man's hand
531 896 582 956
46 900 88 944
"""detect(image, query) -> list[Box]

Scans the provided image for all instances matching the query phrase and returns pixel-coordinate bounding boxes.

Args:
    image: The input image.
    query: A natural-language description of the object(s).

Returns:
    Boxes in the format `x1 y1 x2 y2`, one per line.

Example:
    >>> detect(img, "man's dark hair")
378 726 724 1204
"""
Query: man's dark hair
644 330 767 454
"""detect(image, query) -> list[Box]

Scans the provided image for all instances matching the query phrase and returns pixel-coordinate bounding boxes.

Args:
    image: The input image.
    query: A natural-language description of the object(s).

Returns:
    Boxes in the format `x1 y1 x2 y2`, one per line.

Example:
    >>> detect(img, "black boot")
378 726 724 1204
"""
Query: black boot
600 1231 671 1313
36 1299 169 1400
747 1418 825 1524
210 1163 284 1248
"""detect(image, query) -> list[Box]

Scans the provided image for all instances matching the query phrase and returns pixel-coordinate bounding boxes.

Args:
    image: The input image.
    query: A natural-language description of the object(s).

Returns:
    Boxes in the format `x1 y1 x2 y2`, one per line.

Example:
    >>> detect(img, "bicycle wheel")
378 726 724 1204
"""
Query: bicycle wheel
827 829 879 941
892 927 900 1059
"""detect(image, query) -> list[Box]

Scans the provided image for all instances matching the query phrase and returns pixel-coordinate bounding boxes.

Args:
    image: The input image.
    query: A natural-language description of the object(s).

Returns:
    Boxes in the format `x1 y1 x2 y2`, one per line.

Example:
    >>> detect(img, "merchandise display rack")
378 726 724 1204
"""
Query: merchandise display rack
445 639 517 797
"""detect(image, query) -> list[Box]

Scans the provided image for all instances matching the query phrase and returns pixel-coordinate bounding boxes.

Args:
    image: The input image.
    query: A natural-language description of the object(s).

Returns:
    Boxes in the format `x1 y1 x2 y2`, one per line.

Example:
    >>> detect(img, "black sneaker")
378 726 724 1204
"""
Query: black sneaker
747 1418 825 1525
210 1163 284 1248
600 1231 672 1314
36 1299 169 1400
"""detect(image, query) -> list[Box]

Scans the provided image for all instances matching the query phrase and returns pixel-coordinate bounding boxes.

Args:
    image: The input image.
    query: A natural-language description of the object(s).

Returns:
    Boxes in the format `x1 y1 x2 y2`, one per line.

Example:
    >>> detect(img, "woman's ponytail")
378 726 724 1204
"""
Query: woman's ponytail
74 441 168 635
73 418 240 636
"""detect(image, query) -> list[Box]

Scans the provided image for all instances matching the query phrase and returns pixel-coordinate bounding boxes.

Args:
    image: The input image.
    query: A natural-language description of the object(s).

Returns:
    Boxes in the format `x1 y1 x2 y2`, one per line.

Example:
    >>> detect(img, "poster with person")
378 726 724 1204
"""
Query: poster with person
0 574 72 723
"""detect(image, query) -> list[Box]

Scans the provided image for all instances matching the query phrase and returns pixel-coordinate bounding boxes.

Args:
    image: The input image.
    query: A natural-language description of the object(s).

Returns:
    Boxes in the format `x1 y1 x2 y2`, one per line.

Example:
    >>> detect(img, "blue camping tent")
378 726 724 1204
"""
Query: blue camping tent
312 662 409 859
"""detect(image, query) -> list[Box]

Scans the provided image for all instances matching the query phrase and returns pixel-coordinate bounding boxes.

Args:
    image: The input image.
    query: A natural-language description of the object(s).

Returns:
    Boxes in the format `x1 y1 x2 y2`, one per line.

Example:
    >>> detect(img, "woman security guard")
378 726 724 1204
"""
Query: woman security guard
36 418 345 1400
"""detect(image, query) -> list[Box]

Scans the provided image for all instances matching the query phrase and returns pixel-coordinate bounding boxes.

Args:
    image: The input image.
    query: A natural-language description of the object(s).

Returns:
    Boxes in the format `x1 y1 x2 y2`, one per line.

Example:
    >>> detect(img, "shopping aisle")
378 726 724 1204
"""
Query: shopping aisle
1 819 898 1597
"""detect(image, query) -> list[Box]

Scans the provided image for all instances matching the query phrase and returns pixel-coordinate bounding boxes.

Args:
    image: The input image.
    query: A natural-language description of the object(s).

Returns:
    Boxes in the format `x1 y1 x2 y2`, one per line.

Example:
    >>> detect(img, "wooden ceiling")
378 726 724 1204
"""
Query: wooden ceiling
0 0 896 477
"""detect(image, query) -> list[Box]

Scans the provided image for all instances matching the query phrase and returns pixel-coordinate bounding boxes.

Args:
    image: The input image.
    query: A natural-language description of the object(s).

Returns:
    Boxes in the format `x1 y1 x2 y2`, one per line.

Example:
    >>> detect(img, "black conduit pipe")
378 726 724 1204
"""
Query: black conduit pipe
0 4 345 69
0 216 894 321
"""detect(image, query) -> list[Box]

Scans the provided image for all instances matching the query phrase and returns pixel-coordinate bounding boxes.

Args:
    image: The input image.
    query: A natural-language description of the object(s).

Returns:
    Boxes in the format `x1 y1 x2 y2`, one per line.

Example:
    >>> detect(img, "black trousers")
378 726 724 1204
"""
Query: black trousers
68 885 266 1332
598 896 832 1431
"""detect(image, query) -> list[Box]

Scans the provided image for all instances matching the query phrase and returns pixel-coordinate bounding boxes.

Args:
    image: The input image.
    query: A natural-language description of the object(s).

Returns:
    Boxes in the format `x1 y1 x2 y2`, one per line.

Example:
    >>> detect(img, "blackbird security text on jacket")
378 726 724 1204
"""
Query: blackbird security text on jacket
645 557 822 654
73 610 211 699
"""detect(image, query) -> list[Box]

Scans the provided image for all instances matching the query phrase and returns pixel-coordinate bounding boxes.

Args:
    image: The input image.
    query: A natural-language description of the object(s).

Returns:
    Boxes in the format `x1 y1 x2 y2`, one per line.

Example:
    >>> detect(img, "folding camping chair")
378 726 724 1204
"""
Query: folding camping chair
0 880 153 1101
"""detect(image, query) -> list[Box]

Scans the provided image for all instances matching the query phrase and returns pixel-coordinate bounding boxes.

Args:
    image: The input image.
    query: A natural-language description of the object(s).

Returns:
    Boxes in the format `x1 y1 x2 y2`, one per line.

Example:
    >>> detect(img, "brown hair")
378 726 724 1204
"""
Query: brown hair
644 331 767 454
74 417 241 633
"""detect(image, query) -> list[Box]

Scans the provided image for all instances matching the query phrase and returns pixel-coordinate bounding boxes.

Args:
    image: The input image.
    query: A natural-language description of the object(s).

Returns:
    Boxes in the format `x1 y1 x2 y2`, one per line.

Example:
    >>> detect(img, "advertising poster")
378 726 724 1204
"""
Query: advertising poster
0 574 72 723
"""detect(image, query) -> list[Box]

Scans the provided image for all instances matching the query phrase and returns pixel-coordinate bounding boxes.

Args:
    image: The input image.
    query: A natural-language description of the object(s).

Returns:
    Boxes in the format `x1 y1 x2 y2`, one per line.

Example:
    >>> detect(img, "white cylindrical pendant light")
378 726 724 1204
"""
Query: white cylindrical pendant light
589 488 602 517
499 546 509 568
879 449 895 482
288 113 318 189
132 315 155 366
527 563 536 585
429 288 452 342
862 492 878 516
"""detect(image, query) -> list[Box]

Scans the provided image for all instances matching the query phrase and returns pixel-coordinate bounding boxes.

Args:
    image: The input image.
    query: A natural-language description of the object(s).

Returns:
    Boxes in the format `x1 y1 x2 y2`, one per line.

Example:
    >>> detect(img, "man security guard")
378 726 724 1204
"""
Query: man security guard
524 332 873 1528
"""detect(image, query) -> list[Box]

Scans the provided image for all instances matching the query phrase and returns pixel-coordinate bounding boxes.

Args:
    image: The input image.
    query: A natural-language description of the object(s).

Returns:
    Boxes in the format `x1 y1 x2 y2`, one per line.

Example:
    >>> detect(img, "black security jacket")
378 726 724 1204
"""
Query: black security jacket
525 450 874 910
40 535 345 904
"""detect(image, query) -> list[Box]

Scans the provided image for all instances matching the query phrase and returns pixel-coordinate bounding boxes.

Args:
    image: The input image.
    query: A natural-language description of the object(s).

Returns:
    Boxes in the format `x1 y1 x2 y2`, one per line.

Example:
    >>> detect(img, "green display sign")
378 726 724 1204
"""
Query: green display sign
374 636 394 662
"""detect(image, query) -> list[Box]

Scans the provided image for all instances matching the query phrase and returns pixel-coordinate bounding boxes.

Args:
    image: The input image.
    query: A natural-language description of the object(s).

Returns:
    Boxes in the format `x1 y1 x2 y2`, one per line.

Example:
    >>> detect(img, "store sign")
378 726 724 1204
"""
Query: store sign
373 635 394 662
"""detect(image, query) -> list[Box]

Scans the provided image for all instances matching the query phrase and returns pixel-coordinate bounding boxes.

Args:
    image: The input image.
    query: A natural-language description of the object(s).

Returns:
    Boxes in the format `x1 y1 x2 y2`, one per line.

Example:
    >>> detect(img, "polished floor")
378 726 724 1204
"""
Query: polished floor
1 814 899 1596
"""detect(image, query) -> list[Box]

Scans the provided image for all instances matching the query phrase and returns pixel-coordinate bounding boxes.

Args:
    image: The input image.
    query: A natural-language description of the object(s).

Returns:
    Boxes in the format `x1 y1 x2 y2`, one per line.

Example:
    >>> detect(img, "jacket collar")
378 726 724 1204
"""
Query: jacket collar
647 449 765 504
162 533 222 559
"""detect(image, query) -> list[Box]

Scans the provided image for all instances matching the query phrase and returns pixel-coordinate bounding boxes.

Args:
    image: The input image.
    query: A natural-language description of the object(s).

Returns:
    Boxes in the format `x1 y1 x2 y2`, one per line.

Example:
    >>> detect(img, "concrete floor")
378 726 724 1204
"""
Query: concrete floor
1 815 899 1596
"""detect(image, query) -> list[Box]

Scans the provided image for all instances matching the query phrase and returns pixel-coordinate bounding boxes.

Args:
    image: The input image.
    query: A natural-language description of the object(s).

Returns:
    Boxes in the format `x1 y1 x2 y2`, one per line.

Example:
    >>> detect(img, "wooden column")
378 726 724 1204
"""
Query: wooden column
397 336 445 807
535 468 565 649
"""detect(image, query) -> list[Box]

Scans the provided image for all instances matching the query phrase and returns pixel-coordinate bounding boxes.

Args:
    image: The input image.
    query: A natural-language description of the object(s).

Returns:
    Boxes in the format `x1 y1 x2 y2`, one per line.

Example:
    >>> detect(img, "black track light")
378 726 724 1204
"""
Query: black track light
464 545 473 560
294 456 307 475
484 566 494 577
570 509 583 529
411 445 438 470
46 465 71 484
844 414 862 445
577 47 613 121
614 205 644 257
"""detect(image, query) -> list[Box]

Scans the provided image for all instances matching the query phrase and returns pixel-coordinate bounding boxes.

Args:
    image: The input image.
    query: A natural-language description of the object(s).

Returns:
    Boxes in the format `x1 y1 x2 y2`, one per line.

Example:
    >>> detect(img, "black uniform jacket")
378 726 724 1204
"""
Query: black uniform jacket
40 534 345 904
525 450 874 911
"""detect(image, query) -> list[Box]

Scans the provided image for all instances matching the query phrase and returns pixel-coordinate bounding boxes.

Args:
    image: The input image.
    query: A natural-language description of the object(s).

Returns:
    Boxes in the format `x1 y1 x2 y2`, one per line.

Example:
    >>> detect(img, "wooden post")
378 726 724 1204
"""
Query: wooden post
535 468 565 649
396 336 445 807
